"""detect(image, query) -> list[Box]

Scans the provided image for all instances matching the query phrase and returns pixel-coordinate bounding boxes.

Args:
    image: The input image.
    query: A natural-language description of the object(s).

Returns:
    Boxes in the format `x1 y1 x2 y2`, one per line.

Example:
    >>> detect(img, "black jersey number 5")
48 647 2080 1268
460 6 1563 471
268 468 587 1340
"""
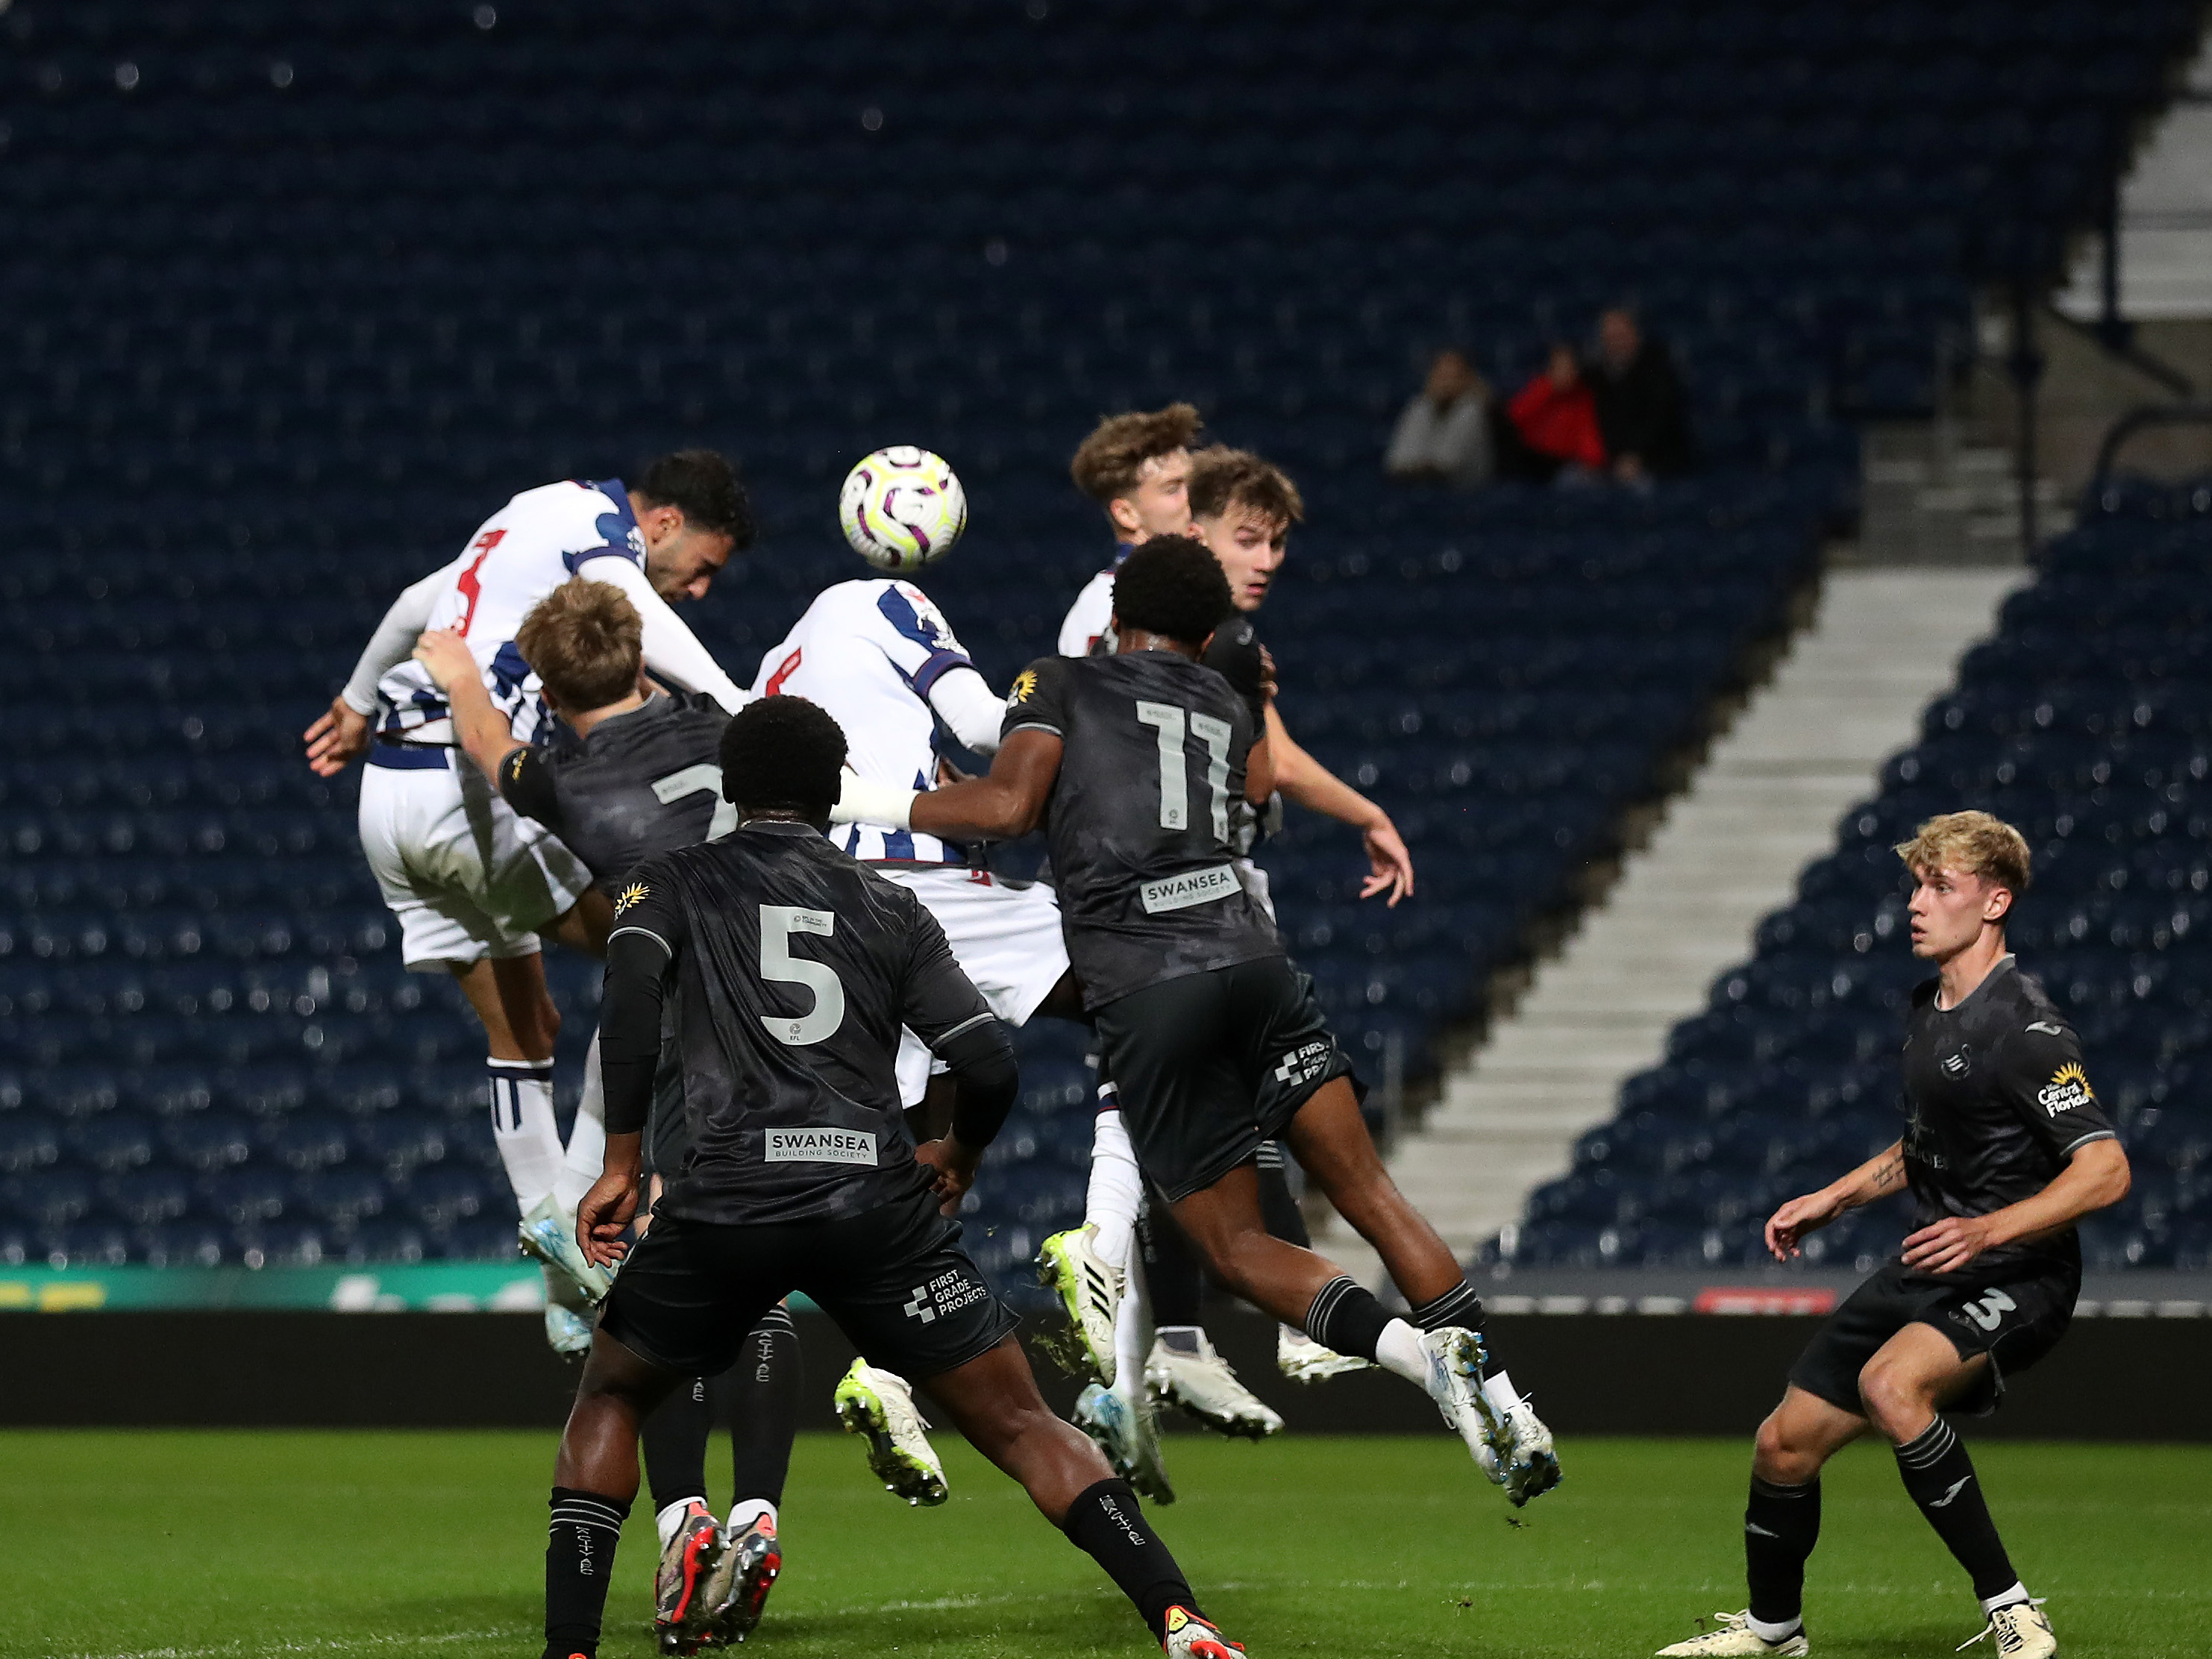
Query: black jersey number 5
1135 700 1232 840
759 905 845 1045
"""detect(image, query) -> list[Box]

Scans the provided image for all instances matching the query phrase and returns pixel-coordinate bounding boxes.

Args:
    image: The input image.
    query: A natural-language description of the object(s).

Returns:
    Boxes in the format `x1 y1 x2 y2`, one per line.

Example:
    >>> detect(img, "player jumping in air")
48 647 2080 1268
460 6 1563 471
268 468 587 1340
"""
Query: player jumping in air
304 454 753 1349
748 567 1084 1110
544 695 1246 1659
1655 812 2129 1659
416 580 844 1651
836 537 1561 1507
1044 415 1418 1485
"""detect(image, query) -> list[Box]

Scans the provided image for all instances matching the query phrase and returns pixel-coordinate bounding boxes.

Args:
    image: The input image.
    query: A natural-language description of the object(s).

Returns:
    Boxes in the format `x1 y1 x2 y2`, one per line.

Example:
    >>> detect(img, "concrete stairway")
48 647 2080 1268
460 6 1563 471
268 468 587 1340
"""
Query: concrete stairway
1335 565 2025 1273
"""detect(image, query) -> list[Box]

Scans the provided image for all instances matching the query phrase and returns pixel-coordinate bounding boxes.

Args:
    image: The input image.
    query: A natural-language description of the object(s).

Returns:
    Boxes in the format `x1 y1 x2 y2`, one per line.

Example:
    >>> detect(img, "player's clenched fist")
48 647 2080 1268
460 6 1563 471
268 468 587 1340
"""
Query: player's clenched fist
410 626 477 690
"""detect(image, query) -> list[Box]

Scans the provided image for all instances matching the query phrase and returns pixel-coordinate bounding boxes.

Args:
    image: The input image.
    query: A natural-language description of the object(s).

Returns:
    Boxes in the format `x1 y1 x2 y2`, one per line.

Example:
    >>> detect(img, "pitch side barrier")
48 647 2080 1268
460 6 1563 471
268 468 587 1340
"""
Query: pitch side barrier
4 1298 2208 1437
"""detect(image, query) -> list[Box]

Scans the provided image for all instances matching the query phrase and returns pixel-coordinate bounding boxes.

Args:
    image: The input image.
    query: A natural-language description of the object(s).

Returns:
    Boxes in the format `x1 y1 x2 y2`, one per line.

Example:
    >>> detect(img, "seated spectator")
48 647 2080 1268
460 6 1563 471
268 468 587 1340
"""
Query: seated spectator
1500 343 1606 485
1385 348 1494 487
1588 307 1695 483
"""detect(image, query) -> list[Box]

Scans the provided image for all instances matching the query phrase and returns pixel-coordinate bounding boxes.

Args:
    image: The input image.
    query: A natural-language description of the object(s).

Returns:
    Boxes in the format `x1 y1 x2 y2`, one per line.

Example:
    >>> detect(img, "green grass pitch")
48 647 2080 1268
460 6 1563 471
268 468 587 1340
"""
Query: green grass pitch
5 1431 2206 1658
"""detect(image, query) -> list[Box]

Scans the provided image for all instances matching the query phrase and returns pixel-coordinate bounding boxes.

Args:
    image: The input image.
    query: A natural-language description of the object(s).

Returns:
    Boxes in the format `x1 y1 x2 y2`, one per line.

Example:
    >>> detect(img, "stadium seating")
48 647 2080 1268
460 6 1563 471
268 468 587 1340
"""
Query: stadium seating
1495 496 2212 1274
0 2 2199 1287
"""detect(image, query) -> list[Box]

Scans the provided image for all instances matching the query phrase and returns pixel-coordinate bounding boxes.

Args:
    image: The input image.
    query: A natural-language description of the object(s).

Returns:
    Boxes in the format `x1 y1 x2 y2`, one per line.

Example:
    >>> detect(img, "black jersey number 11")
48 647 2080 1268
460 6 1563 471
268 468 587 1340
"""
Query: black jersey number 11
1135 700 1232 841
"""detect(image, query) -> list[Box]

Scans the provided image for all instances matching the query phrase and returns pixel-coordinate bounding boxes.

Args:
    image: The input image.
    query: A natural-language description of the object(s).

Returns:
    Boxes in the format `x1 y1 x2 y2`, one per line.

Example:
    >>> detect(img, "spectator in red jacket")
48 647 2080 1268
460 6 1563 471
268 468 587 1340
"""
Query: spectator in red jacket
1501 343 1606 485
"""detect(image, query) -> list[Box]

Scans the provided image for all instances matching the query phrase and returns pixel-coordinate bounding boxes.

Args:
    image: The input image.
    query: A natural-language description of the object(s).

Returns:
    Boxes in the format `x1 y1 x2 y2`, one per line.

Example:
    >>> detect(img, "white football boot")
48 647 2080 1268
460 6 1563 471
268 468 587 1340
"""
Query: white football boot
833 1359 948 1507
1074 1382 1176 1505
1145 1332 1284 1439
1957 1599 2055 1658
1655 1611 1810 1656
1036 1226 1124 1386
1482 1371 1563 1507
1161 1605 1247 1655
1277 1325 1372 1382
518 1192 614 1305
542 1298 594 1357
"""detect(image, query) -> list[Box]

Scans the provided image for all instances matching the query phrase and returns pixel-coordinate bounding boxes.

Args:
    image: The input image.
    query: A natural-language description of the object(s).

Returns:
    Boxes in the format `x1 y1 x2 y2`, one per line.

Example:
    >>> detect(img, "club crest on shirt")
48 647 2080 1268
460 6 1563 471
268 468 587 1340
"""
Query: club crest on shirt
1940 1047 1973 1079
1006 668 1038 708
613 882 649 916
2037 1061 2094 1118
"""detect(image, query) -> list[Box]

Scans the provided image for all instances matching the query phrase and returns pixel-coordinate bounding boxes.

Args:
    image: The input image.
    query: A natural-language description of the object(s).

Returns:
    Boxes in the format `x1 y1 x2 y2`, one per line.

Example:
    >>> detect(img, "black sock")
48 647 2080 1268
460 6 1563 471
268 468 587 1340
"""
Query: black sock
1139 1191 1208 1329
1059 1476 1200 1641
545 1487 630 1659
1408 1279 1497 1374
1893 1419 2018 1602
1303 1275 1392 1363
1256 1143 1312 1249
640 1379 712 1517
1744 1475 1820 1628
719 1305 803 1508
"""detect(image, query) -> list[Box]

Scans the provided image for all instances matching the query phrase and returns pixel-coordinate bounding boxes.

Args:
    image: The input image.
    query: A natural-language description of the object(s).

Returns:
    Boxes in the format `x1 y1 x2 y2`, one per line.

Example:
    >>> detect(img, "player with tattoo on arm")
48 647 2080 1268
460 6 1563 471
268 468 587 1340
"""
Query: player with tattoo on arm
1655 812 2129 1659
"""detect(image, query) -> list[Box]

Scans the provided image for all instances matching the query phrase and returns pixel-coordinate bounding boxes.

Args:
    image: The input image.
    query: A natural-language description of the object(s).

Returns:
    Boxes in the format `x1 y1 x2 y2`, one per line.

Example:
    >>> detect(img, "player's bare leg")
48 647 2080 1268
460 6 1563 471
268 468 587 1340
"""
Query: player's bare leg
1160 1082 1559 1504
1658 1387 1860 1655
545 1330 691 1659
453 936 613 1335
1857 1328 2050 1655
921 1334 1242 1655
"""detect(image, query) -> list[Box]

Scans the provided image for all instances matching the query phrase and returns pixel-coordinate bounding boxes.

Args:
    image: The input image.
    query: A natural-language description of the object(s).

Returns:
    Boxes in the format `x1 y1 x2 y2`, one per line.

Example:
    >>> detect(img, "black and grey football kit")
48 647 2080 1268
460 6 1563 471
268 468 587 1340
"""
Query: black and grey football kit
593 821 1021 1380
498 691 733 900
1790 956 2118 1416
495 691 731 1176
1003 650 1353 1200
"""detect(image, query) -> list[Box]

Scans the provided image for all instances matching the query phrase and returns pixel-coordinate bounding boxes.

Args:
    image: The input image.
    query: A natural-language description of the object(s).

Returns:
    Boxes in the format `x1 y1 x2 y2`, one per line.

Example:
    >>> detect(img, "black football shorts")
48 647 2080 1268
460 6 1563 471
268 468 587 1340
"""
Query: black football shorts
1788 1259 2078 1418
1092 953 1356 1202
599 1185 1019 1382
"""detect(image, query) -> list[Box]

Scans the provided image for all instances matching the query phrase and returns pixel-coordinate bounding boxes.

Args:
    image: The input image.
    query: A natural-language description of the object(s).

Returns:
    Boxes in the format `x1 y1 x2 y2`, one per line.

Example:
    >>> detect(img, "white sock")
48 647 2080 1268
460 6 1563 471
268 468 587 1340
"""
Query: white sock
1746 1612 1802 1643
1373 1317 1432 1391
553 1032 608 1214
1979 1582 2031 1616
1084 1102 1141 1272
655 1496 704 1548
1483 1369 1523 1415
727 1497 777 1534
486 1059 562 1211
1111 1246 1154 1408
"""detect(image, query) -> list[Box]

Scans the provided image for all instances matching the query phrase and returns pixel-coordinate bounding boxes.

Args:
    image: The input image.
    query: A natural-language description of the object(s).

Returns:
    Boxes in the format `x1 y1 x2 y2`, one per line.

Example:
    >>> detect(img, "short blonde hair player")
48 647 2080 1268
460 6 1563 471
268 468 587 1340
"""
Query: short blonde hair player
1655 809 2128 1659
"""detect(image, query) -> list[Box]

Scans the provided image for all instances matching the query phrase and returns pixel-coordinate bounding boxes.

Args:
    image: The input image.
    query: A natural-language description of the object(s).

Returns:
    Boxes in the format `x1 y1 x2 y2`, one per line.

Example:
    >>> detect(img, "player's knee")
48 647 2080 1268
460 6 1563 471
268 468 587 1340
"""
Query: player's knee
1752 1409 1817 1481
1855 1358 1920 1437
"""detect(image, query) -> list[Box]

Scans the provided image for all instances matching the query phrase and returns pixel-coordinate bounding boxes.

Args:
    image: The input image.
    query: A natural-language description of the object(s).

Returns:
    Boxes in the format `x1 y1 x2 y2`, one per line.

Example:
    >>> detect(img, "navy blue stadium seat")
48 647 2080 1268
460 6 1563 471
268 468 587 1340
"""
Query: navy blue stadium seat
4 0 2196 1280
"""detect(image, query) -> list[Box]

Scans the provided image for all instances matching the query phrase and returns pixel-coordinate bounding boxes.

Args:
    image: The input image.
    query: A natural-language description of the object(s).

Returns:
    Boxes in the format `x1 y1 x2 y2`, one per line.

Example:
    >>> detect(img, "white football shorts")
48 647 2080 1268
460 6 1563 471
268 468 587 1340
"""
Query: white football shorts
357 747 594 971
874 864 1071 1107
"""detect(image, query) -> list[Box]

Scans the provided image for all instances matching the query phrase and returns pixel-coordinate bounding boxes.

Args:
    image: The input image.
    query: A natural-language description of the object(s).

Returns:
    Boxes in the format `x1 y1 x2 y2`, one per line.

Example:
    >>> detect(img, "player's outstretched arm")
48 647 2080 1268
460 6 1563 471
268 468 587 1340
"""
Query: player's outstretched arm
1765 1139 1906 1261
1900 1138 2130 1276
307 560 457 776
842 730 1065 842
582 557 751 714
411 627 523 781
1262 703 1414 906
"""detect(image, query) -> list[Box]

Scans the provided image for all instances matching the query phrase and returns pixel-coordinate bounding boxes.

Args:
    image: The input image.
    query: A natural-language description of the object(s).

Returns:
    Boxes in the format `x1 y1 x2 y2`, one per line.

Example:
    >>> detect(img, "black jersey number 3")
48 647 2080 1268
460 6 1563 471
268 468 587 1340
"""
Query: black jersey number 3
1136 700 1233 839
759 905 845 1046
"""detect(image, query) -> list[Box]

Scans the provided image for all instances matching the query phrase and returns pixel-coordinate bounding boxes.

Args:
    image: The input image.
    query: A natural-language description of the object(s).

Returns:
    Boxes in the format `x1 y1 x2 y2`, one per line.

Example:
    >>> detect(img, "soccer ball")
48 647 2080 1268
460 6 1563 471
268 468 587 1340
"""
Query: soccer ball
838 446 968 571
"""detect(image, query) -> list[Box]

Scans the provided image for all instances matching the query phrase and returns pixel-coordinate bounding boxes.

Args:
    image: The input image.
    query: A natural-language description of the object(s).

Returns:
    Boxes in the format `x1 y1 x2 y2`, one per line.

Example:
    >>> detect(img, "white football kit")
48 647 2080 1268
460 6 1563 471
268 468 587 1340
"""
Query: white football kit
345 477 749 970
751 577 1070 1103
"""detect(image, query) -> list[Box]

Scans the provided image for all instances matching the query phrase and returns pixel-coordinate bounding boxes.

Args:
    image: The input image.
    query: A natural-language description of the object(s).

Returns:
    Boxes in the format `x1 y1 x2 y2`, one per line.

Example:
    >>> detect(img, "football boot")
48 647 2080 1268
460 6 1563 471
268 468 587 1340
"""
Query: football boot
833 1359 948 1507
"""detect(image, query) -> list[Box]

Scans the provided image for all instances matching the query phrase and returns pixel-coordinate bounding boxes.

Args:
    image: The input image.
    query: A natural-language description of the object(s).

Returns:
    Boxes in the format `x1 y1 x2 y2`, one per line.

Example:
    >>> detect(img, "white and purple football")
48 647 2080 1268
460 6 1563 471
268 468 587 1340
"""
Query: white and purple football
838 445 968 572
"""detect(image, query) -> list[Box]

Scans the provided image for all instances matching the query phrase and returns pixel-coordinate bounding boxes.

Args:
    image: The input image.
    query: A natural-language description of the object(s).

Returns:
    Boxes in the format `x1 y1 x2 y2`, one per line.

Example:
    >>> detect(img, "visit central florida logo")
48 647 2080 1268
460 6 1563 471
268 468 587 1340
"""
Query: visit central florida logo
2037 1061 2094 1118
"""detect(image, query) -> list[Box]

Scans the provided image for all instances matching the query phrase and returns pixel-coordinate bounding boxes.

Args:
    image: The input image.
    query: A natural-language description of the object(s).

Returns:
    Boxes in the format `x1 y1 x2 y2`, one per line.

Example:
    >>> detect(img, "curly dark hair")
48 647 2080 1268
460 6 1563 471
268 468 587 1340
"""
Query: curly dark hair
1110 536 1234 647
634 448 756 547
1069 403 1203 506
720 695 847 815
